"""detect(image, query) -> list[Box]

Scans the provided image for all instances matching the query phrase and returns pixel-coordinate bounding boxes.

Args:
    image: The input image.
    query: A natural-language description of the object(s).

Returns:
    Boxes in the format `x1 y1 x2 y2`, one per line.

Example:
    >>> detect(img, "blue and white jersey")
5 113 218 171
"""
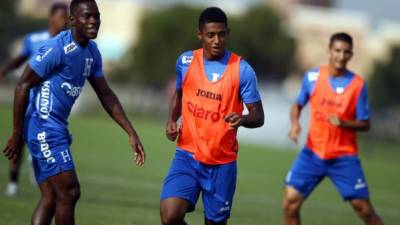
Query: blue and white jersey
176 50 261 104
21 30 51 58
296 67 370 120
27 30 104 133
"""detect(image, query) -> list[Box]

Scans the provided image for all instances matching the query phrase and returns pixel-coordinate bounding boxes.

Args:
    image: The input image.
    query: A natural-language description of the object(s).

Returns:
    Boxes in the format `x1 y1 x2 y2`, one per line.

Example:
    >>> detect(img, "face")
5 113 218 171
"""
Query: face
70 2 101 40
197 22 229 60
328 40 353 71
49 9 68 33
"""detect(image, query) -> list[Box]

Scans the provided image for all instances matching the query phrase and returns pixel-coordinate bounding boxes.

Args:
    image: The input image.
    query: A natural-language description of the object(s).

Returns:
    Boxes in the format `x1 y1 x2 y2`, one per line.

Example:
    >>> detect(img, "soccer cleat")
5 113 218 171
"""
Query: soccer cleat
4 182 19 197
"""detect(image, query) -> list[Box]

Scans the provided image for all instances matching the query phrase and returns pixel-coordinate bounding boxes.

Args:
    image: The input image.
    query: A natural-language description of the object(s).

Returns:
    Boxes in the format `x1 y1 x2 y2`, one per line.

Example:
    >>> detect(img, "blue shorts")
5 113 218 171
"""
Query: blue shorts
24 117 75 183
285 147 369 200
161 149 237 223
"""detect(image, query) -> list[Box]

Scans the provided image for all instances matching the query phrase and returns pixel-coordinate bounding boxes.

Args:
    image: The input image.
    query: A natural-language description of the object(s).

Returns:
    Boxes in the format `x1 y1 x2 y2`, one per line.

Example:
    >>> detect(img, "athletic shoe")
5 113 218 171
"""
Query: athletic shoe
4 182 19 197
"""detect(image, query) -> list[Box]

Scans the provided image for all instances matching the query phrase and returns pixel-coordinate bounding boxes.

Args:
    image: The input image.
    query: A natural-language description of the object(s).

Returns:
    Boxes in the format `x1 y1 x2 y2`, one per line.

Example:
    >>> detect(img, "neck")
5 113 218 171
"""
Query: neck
328 64 347 77
203 49 225 61
48 26 59 37
71 29 88 46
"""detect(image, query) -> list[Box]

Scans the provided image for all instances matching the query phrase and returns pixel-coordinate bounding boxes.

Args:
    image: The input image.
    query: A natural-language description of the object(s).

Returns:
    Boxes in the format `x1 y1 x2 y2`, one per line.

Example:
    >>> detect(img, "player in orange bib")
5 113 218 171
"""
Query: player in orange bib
283 32 384 225
160 7 264 225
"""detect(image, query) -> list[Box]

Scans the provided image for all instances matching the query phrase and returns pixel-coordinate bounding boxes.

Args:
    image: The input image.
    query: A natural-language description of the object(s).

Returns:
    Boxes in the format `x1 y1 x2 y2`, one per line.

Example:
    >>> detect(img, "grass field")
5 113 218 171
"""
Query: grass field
0 106 399 225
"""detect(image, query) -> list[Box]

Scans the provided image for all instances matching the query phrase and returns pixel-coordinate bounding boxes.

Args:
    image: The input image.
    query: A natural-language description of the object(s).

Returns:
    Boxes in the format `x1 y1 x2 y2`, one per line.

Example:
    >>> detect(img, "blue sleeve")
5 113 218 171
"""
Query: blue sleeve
356 83 370 120
296 70 317 106
239 60 261 104
20 35 31 57
28 39 62 79
176 55 183 91
90 45 104 78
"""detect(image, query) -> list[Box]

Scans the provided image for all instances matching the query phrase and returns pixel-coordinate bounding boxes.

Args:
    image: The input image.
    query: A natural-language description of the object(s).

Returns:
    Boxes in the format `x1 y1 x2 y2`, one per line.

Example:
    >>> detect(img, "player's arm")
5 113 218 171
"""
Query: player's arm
328 84 370 131
166 89 182 141
224 60 264 129
328 117 370 131
3 65 43 160
0 55 29 78
288 71 313 143
88 76 145 166
225 101 264 129
288 103 304 144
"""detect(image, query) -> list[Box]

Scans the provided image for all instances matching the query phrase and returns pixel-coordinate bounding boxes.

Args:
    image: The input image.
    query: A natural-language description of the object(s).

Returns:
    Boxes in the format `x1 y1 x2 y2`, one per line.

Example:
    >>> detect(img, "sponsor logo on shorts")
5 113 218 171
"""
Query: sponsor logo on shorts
60 150 72 163
219 201 231 212
37 131 56 164
354 178 367 190
61 82 83 98
36 81 52 119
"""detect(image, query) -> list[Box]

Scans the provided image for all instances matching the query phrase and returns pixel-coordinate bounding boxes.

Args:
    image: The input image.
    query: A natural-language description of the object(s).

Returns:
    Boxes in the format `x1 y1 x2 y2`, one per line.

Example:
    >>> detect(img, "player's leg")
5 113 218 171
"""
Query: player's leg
31 180 56 225
202 161 237 225
283 147 325 225
160 197 191 225
282 186 304 225
5 146 24 196
49 171 80 225
350 199 384 225
160 150 201 225
327 156 384 225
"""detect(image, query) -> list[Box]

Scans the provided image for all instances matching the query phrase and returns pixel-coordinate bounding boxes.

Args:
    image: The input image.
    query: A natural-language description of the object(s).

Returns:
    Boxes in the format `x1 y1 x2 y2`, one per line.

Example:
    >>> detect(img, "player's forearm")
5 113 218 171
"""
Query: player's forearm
339 119 370 131
241 101 264 128
12 81 31 136
290 104 302 126
168 90 182 122
1 56 28 76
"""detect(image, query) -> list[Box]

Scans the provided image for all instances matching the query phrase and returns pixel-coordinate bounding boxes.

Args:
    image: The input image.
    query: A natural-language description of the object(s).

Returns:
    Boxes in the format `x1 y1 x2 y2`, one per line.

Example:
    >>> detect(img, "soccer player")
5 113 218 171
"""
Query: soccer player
160 7 264 225
283 32 384 225
1 2 68 197
2 0 145 224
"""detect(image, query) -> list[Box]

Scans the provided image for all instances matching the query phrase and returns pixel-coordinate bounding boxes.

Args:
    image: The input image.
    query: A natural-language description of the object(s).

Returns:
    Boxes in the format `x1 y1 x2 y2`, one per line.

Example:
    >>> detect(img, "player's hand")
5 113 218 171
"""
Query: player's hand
129 134 145 167
166 120 178 141
3 134 23 160
288 122 301 144
328 115 342 127
224 112 242 129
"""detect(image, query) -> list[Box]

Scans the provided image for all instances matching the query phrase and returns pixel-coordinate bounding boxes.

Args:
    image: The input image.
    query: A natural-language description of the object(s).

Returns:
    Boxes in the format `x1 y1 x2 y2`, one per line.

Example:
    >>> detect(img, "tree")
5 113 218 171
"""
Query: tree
0 1 47 64
111 6 201 86
111 5 296 85
229 7 296 81
369 46 400 109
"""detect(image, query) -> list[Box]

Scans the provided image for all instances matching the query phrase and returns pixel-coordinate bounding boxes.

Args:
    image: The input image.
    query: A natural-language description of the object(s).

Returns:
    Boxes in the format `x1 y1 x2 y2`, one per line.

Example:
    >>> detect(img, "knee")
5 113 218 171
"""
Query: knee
282 195 302 216
352 200 378 218
58 184 81 204
160 208 185 225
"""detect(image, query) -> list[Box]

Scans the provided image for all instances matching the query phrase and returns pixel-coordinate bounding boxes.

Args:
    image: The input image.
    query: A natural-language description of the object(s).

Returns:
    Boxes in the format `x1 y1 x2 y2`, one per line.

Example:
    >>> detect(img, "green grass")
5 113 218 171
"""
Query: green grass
0 106 399 225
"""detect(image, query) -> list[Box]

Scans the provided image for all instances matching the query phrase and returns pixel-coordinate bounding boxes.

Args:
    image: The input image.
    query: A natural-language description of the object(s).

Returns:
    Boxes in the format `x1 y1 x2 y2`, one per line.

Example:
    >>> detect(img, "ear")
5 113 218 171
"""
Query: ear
197 29 202 41
69 15 75 27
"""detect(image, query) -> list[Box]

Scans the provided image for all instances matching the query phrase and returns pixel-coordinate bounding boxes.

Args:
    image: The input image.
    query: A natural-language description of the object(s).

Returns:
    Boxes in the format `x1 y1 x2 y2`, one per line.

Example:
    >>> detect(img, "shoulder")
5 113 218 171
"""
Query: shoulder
25 30 49 43
239 58 256 75
304 66 320 82
177 50 194 66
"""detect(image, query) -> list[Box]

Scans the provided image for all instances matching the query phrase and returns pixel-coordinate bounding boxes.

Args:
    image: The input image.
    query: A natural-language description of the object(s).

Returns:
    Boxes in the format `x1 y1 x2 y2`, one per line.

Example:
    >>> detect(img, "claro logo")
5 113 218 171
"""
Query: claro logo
36 81 52 119
61 82 82 98
187 101 221 122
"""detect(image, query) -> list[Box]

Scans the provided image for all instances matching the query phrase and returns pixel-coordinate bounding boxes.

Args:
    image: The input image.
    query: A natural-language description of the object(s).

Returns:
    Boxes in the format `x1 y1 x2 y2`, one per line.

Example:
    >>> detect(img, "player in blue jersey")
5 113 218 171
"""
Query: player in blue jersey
3 0 145 224
1 2 68 197
160 7 264 225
